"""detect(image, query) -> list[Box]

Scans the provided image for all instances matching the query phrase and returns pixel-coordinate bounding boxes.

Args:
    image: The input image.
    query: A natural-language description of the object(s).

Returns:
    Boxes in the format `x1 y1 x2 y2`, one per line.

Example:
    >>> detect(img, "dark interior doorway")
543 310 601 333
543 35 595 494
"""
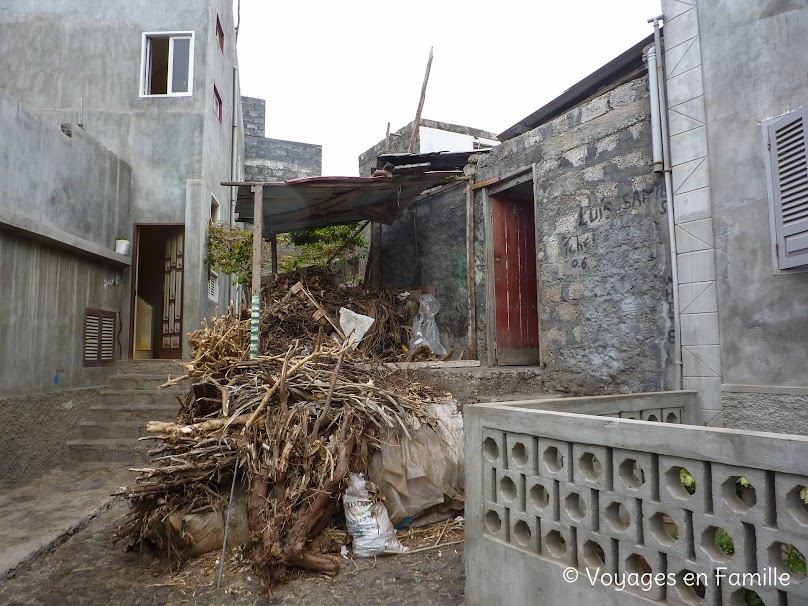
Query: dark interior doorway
491 180 539 365
131 225 185 359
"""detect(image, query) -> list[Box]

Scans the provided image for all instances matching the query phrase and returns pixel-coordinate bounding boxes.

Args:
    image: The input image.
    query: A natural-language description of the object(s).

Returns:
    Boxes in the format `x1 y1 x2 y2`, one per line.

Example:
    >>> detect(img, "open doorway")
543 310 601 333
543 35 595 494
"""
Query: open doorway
131 224 185 359
490 179 539 365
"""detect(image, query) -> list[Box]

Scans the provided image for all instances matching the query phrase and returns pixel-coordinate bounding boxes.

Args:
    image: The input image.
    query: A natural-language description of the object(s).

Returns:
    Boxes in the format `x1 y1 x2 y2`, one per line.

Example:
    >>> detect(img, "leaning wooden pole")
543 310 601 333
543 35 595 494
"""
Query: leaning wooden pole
407 47 433 153
250 184 263 359
465 179 477 360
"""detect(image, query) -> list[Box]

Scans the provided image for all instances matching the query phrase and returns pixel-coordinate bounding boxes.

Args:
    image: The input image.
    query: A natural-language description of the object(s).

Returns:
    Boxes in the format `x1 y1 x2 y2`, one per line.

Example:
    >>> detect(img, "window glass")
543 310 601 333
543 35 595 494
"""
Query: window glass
171 37 191 93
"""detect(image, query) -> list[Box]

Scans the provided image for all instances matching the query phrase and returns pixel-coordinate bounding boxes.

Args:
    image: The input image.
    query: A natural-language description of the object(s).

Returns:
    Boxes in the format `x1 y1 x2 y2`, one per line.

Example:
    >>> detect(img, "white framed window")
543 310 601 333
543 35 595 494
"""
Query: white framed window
210 194 220 223
208 271 219 302
140 32 194 97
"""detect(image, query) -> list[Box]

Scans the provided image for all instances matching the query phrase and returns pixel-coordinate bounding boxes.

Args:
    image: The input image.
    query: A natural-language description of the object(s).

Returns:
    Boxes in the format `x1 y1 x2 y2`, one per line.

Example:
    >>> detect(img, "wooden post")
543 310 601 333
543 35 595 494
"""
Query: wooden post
408 47 433 153
250 184 263 359
385 122 391 150
270 231 278 274
465 180 477 360
369 223 382 287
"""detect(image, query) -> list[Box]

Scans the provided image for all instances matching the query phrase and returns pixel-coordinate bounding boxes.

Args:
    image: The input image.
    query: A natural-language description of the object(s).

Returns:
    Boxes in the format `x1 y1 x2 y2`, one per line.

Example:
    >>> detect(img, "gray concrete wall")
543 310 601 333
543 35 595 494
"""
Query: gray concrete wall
379 183 469 353
465 395 808 605
0 89 131 396
0 388 100 489
473 76 673 395
691 1 808 411
242 95 266 138
0 0 243 353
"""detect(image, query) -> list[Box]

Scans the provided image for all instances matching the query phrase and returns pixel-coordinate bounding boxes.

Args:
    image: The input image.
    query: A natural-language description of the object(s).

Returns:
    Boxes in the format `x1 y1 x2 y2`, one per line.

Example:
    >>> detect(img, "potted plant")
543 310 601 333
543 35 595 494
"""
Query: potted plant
115 236 131 256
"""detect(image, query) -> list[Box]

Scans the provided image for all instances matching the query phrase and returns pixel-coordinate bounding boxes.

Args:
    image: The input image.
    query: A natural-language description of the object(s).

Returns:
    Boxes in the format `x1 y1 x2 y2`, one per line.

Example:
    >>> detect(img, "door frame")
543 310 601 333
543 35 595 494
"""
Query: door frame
128 222 185 359
482 165 542 367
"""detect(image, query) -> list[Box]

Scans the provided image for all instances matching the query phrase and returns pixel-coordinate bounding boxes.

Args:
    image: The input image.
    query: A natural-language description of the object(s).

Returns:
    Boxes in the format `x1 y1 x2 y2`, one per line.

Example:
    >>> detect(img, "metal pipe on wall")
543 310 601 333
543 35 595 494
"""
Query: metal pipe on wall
648 15 683 390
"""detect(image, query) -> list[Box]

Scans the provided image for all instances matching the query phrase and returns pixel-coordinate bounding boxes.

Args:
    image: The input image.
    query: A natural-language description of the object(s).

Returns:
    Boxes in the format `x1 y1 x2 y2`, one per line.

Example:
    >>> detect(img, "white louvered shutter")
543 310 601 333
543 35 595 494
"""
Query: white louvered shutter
767 108 808 269
84 313 100 364
84 309 116 366
100 315 115 362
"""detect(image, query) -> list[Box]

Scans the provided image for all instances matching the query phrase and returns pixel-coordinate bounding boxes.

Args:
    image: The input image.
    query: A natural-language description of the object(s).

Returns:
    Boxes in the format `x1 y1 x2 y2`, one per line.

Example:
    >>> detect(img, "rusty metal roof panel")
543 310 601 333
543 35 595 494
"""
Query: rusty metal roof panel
229 172 460 234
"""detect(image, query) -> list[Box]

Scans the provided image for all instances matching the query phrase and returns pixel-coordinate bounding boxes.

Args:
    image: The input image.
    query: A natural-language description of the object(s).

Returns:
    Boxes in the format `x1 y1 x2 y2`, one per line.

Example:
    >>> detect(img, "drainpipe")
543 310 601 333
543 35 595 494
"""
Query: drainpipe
229 64 240 306
647 15 683 390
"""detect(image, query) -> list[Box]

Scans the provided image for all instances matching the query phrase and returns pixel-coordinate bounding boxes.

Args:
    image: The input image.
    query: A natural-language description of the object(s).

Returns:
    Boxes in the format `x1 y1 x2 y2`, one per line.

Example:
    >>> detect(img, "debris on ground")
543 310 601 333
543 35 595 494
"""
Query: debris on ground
115 268 462 589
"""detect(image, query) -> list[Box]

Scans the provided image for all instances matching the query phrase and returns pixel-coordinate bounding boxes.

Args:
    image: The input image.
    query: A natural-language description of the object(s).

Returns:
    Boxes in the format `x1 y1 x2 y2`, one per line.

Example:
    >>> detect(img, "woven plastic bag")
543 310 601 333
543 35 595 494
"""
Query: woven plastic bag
343 473 408 557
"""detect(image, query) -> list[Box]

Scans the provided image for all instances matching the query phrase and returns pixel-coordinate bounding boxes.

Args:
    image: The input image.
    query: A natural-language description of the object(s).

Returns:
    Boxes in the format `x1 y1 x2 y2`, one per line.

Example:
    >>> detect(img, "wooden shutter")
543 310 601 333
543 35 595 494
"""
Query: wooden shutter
84 308 116 366
767 108 808 269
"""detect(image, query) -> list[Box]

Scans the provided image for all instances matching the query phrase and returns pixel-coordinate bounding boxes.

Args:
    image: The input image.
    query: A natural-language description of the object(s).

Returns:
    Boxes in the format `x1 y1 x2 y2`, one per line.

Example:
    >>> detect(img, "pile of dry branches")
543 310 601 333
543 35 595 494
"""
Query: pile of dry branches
117 275 445 587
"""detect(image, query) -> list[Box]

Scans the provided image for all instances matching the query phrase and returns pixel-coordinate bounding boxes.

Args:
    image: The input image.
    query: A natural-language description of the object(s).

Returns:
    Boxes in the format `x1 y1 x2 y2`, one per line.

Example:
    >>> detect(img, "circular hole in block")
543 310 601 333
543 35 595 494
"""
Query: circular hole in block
646 414 659 422
579 452 602 481
770 542 807 581
619 458 646 490
728 588 767 606
666 412 679 423
545 529 567 558
675 569 707 604
564 492 586 521
702 526 734 563
499 475 517 502
529 482 549 510
721 476 756 513
667 466 696 499
513 519 532 547
484 509 502 535
649 512 679 545
626 553 653 575
583 540 606 569
483 437 500 462
605 501 631 531
785 485 808 527
511 441 529 467
543 446 563 473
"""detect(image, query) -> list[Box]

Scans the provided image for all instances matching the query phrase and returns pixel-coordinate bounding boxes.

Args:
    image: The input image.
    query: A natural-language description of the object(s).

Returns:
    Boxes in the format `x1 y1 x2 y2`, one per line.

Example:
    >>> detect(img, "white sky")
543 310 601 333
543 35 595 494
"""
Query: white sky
236 1 662 176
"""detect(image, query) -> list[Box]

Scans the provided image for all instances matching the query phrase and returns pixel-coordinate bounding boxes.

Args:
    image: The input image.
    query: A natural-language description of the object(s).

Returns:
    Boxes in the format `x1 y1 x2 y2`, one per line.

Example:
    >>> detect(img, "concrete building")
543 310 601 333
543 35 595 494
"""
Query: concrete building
658 0 808 434
0 0 244 366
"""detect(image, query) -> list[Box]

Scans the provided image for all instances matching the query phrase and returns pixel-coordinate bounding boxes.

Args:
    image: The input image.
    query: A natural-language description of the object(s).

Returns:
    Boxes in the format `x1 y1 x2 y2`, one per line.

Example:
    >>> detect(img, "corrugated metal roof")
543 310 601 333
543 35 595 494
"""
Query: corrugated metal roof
227 172 461 234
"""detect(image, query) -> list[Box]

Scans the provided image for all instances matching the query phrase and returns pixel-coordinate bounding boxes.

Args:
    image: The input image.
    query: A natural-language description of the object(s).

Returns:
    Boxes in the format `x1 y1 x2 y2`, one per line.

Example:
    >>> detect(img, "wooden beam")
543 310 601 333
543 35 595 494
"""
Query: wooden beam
270 231 278 274
466 181 477 360
472 177 499 191
408 47 433 154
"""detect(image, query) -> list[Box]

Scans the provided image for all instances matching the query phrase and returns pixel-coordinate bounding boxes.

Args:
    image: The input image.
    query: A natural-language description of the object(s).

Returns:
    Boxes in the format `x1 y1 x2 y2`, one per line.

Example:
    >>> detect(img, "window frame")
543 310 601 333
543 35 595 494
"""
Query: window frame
763 107 808 273
139 31 195 97
213 85 222 123
215 15 225 53
208 271 220 302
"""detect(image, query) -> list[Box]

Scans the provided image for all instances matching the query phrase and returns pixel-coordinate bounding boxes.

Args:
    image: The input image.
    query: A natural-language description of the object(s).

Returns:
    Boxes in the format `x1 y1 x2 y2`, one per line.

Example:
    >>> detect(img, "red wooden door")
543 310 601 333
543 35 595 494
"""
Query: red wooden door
492 195 539 365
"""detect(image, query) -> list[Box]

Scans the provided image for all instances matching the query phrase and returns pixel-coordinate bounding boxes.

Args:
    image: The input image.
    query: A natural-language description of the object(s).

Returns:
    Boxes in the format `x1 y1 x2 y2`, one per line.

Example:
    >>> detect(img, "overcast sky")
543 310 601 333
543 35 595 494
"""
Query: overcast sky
236 1 662 176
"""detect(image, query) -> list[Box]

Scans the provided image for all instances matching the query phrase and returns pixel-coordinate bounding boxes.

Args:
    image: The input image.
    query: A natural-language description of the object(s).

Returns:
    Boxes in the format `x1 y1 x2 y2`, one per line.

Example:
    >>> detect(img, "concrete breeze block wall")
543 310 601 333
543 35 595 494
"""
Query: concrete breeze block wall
465 394 808 605
474 75 673 395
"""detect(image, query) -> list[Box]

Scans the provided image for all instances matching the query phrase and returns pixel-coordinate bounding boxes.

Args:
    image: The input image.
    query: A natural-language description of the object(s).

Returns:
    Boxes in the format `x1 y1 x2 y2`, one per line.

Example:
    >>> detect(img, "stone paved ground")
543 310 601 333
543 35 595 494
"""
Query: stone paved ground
0 500 465 606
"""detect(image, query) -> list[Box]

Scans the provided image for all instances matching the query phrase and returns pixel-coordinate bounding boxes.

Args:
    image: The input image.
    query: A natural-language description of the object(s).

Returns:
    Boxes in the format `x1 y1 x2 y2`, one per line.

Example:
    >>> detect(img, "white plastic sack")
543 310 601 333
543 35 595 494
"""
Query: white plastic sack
343 473 408 557
408 294 447 356
369 400 464 525
338 307 375 348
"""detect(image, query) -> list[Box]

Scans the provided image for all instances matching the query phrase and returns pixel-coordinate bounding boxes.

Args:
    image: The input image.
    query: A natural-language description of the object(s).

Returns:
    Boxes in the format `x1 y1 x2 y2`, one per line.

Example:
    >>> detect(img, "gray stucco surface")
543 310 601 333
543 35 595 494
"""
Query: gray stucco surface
723 392 808 437
697 1 808 388
0 388 99 489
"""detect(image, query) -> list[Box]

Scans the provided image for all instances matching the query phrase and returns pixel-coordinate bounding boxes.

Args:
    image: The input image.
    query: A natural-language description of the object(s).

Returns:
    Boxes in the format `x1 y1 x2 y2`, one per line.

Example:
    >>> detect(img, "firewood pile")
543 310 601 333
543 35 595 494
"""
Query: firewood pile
115 271 449 587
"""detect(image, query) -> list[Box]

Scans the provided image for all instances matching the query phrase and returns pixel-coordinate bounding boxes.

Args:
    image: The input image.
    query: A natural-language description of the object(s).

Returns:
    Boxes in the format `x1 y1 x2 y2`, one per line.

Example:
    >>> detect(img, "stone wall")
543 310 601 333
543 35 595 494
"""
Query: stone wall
379 182 469 353
474 75 673 395
241 95 265 138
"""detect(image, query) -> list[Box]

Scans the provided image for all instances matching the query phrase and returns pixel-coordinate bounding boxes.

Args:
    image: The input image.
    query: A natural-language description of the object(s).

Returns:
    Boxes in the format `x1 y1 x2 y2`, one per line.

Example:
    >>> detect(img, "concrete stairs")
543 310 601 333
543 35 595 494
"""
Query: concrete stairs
67 360 190 465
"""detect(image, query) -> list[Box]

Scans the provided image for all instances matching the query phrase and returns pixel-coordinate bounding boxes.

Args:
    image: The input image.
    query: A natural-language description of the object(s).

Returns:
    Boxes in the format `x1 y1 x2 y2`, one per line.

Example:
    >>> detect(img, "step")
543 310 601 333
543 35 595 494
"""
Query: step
76 420 151 440
100 389 186 409
114 360 188 376
66 439 151 465
413 366 547 406
108 373 192 391
87 402 179 424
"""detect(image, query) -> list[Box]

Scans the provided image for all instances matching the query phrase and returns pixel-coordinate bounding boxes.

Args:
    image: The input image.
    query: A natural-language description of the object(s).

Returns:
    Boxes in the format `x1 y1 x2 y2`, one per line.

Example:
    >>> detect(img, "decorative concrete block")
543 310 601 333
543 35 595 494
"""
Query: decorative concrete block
616 543 667 601
774 472 808 535
576 528 617 574
662 407 685 424
539 520 576 566
659 455 710 511
504 432 537 475
598 490 643 544
612 449 654 501
508 511 540 554
640 409 664 422
667 556 722 606
711 464 769 526
482 502 508 543
524 474 556 520
691 512 747 572
558 481 597 529
642 502 689 559
481 427 506 469
755 526 808 597
538 437 572 482
571 443 610 490
496 468 525 513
